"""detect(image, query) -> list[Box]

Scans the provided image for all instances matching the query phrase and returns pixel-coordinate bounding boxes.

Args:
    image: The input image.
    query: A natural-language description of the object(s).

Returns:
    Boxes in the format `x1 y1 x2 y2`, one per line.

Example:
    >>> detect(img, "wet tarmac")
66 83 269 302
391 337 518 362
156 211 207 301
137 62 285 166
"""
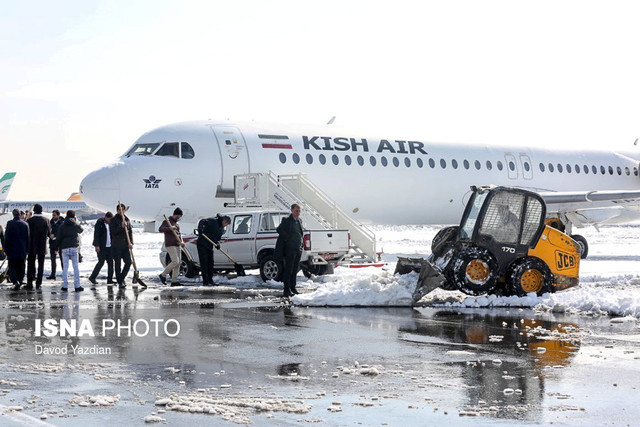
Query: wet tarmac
1 283 639 426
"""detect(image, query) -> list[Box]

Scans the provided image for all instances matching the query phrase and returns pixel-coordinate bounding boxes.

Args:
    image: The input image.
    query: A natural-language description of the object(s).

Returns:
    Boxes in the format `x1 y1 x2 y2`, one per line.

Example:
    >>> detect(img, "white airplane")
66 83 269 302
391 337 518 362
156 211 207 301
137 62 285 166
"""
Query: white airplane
0 173 100 222
79 120 640 257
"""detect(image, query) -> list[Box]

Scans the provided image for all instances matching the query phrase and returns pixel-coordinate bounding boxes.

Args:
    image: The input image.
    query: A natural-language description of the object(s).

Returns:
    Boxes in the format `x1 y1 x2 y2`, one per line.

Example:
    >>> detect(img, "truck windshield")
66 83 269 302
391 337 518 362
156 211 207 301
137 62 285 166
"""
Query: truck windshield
459 191 488 240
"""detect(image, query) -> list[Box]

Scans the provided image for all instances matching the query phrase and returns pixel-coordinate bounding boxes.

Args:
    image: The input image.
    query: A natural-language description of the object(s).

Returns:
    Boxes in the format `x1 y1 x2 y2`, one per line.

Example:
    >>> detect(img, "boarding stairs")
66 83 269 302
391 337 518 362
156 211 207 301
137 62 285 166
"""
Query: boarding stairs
226 172 378 263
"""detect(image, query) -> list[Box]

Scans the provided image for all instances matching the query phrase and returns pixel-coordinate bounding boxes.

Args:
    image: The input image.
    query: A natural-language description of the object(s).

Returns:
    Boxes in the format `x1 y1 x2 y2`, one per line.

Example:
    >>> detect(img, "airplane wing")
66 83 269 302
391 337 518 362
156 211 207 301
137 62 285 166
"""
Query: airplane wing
538 189 640 228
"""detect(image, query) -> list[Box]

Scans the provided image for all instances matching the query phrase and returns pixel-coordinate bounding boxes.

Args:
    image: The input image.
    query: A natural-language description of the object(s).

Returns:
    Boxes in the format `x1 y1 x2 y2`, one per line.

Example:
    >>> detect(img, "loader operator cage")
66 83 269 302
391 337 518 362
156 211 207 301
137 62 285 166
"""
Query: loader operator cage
459 187 546 247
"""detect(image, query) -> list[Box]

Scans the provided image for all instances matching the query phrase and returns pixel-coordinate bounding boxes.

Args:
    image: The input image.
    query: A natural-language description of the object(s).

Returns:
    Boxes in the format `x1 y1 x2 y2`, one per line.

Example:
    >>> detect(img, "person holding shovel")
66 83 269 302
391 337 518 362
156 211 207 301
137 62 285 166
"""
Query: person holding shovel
111 203 133 289
158 207 185 287
196 214 230 286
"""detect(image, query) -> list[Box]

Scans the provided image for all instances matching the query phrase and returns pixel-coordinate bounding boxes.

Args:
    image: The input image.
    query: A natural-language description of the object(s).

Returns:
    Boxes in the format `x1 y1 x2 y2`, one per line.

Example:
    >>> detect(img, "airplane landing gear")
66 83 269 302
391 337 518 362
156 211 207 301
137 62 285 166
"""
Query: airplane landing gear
570 234 589 259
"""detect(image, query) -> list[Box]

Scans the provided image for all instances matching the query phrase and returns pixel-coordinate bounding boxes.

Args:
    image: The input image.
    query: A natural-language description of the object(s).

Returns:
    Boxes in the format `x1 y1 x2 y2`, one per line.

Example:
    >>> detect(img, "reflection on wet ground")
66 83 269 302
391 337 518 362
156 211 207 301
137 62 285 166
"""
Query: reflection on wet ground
0 286 639 425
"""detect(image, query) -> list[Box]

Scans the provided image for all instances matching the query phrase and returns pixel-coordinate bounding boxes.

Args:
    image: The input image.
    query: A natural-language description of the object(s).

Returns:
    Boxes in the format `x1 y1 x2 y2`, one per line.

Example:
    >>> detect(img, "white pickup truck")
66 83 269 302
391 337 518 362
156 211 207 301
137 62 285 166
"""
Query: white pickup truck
159 209 350 281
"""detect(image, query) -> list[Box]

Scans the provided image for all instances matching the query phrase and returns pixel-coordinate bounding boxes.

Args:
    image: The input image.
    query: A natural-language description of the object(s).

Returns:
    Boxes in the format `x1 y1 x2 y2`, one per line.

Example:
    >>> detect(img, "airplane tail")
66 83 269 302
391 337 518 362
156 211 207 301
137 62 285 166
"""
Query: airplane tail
0 173 16 202
67 192 83 201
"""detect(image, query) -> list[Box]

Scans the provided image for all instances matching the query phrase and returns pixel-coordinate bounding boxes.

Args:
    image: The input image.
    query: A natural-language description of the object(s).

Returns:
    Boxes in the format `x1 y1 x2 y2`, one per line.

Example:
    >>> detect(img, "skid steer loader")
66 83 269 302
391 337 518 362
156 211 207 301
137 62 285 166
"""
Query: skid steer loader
402 186 581 305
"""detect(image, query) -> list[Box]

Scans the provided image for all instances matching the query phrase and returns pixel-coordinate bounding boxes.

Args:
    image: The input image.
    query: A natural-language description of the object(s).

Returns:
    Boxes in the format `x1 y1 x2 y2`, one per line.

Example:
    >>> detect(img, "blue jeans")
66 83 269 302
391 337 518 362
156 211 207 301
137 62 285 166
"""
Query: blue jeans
61 247 80 288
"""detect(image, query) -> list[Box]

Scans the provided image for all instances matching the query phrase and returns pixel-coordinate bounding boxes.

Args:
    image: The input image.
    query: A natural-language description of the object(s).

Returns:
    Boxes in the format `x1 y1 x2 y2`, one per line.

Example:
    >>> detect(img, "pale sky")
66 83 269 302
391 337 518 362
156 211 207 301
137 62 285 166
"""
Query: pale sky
1 0 639 200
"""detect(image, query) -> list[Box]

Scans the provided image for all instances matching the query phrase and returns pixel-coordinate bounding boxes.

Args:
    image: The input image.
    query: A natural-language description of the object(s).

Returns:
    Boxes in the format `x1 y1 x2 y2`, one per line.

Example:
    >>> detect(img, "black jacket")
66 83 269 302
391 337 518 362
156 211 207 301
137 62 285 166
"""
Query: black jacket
27 214 51 255
56 218 83 250
110 214 133 248
275 215 303 260
92 217 111 248
5 217 29 259
197 216 226 249
49 217 64 249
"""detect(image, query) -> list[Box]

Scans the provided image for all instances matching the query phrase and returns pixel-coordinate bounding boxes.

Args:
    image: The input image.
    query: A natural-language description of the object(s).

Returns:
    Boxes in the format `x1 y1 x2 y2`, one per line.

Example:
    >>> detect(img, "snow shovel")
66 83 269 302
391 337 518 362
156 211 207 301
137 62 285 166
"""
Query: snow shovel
0 258 7 283
194 229 246 276
118 201 146 288
163 214 193 261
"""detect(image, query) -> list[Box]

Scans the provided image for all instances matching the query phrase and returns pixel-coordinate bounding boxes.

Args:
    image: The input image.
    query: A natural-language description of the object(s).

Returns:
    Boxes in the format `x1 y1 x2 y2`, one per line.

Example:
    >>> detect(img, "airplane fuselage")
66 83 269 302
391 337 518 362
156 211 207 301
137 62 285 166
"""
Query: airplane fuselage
80 120 640 225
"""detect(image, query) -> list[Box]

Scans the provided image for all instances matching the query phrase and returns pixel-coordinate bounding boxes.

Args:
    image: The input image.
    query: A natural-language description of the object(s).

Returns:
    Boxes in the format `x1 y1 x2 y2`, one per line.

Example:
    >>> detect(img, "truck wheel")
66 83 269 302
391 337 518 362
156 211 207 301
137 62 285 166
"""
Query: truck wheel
570 234 588 259
303 264 334 278
508 257 553 296
259 254 282 282
451 247 498 295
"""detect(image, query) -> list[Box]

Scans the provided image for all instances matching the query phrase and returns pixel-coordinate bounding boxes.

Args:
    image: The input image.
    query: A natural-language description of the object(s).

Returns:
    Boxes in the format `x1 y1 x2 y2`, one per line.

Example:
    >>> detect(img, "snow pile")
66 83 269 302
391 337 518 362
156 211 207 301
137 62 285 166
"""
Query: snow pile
293 268 415 307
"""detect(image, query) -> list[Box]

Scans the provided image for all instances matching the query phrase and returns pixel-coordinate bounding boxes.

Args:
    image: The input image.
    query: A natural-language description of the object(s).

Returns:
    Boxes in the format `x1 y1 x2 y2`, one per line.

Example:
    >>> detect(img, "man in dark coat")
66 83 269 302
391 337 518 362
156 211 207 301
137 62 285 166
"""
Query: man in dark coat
88 212 114 286
26 204 51 290
196 214 230 286
56 210 83 291
46 210 64 279
275 203 303 297
111 203 133 289
5 209 30 290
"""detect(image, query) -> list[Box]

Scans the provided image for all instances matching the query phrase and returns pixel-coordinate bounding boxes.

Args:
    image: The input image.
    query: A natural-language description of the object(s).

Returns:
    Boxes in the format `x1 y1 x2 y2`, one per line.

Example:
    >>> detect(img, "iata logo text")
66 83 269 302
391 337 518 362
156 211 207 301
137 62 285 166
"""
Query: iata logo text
555 250 576 271
143 175 162 189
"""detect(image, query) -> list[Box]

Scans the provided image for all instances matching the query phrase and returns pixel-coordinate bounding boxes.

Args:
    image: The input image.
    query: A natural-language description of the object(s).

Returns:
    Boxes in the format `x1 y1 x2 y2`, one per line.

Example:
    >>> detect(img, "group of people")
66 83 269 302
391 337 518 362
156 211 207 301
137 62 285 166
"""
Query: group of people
158 203 304 298
0 205 83 291
0 201 306 298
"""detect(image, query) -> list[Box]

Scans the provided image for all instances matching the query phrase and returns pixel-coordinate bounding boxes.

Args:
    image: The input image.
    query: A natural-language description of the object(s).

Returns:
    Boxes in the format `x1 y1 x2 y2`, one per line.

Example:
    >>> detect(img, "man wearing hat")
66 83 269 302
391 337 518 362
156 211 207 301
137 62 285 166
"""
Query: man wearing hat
158 207 184 286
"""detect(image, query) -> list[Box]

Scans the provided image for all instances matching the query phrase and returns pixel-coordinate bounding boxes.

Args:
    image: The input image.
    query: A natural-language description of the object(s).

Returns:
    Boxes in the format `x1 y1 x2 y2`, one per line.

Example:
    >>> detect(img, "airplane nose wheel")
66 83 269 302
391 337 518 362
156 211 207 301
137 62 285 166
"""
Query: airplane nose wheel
570 234 589 259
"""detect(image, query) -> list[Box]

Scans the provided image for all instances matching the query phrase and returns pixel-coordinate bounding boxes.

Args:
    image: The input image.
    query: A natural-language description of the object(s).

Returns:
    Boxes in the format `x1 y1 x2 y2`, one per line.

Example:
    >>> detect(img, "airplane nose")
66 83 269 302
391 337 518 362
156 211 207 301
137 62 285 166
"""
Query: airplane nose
80 163 122 212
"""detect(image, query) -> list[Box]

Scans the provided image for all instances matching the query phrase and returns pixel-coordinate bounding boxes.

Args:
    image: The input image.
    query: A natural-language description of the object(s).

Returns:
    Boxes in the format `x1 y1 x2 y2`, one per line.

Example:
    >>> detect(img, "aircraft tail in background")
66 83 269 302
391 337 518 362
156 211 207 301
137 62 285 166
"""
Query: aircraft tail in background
0 173 16 202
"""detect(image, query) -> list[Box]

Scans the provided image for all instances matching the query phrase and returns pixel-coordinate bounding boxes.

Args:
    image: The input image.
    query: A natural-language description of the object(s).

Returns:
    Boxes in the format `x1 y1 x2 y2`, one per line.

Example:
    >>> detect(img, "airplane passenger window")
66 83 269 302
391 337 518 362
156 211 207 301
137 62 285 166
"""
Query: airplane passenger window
440 159 446 169
279 153 286 164
345 155 352 165
370 156 377 166
405 158 411 167
549 163 555 172
319 154 326 165
416 158 423 168
428 158 435 168
600 165 605 174
381 157 388 167
392 157 400 167
332 155 339 165
181 142 195 159
486 161 493 170
557 164 563 173
625 167 630 176
509 161 515 171
575 164 580 174
293 153 300 164
566 164 572 173
452 159 458 169
476 160 482 170
608 166 614 175
583 165 588 174
463 160 470 169
592 165 597 174
539 163 545 172
155 142 179 157
357 156 364 166
496 161 503 171
617 166 622 175
306 154 313 164
635 167 638 176
523 162 530 172
125 143 159 157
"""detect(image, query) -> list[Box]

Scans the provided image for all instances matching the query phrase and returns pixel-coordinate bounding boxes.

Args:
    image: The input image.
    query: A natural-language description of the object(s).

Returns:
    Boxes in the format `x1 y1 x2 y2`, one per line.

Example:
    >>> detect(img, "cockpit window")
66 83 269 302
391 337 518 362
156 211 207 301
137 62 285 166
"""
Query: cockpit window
125 143 160 157
181 142 195 159
155 142 180 157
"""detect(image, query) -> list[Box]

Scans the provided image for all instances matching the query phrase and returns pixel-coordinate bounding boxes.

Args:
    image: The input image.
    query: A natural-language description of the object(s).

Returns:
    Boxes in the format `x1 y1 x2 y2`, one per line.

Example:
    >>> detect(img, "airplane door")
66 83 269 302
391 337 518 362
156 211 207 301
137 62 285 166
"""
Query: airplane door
519 153 533 180
504 153 518 180
212 126 250 195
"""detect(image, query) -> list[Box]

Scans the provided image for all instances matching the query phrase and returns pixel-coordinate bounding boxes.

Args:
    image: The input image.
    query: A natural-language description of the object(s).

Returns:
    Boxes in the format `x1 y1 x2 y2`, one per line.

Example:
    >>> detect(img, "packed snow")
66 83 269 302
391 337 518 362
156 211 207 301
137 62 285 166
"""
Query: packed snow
31 222 640 318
